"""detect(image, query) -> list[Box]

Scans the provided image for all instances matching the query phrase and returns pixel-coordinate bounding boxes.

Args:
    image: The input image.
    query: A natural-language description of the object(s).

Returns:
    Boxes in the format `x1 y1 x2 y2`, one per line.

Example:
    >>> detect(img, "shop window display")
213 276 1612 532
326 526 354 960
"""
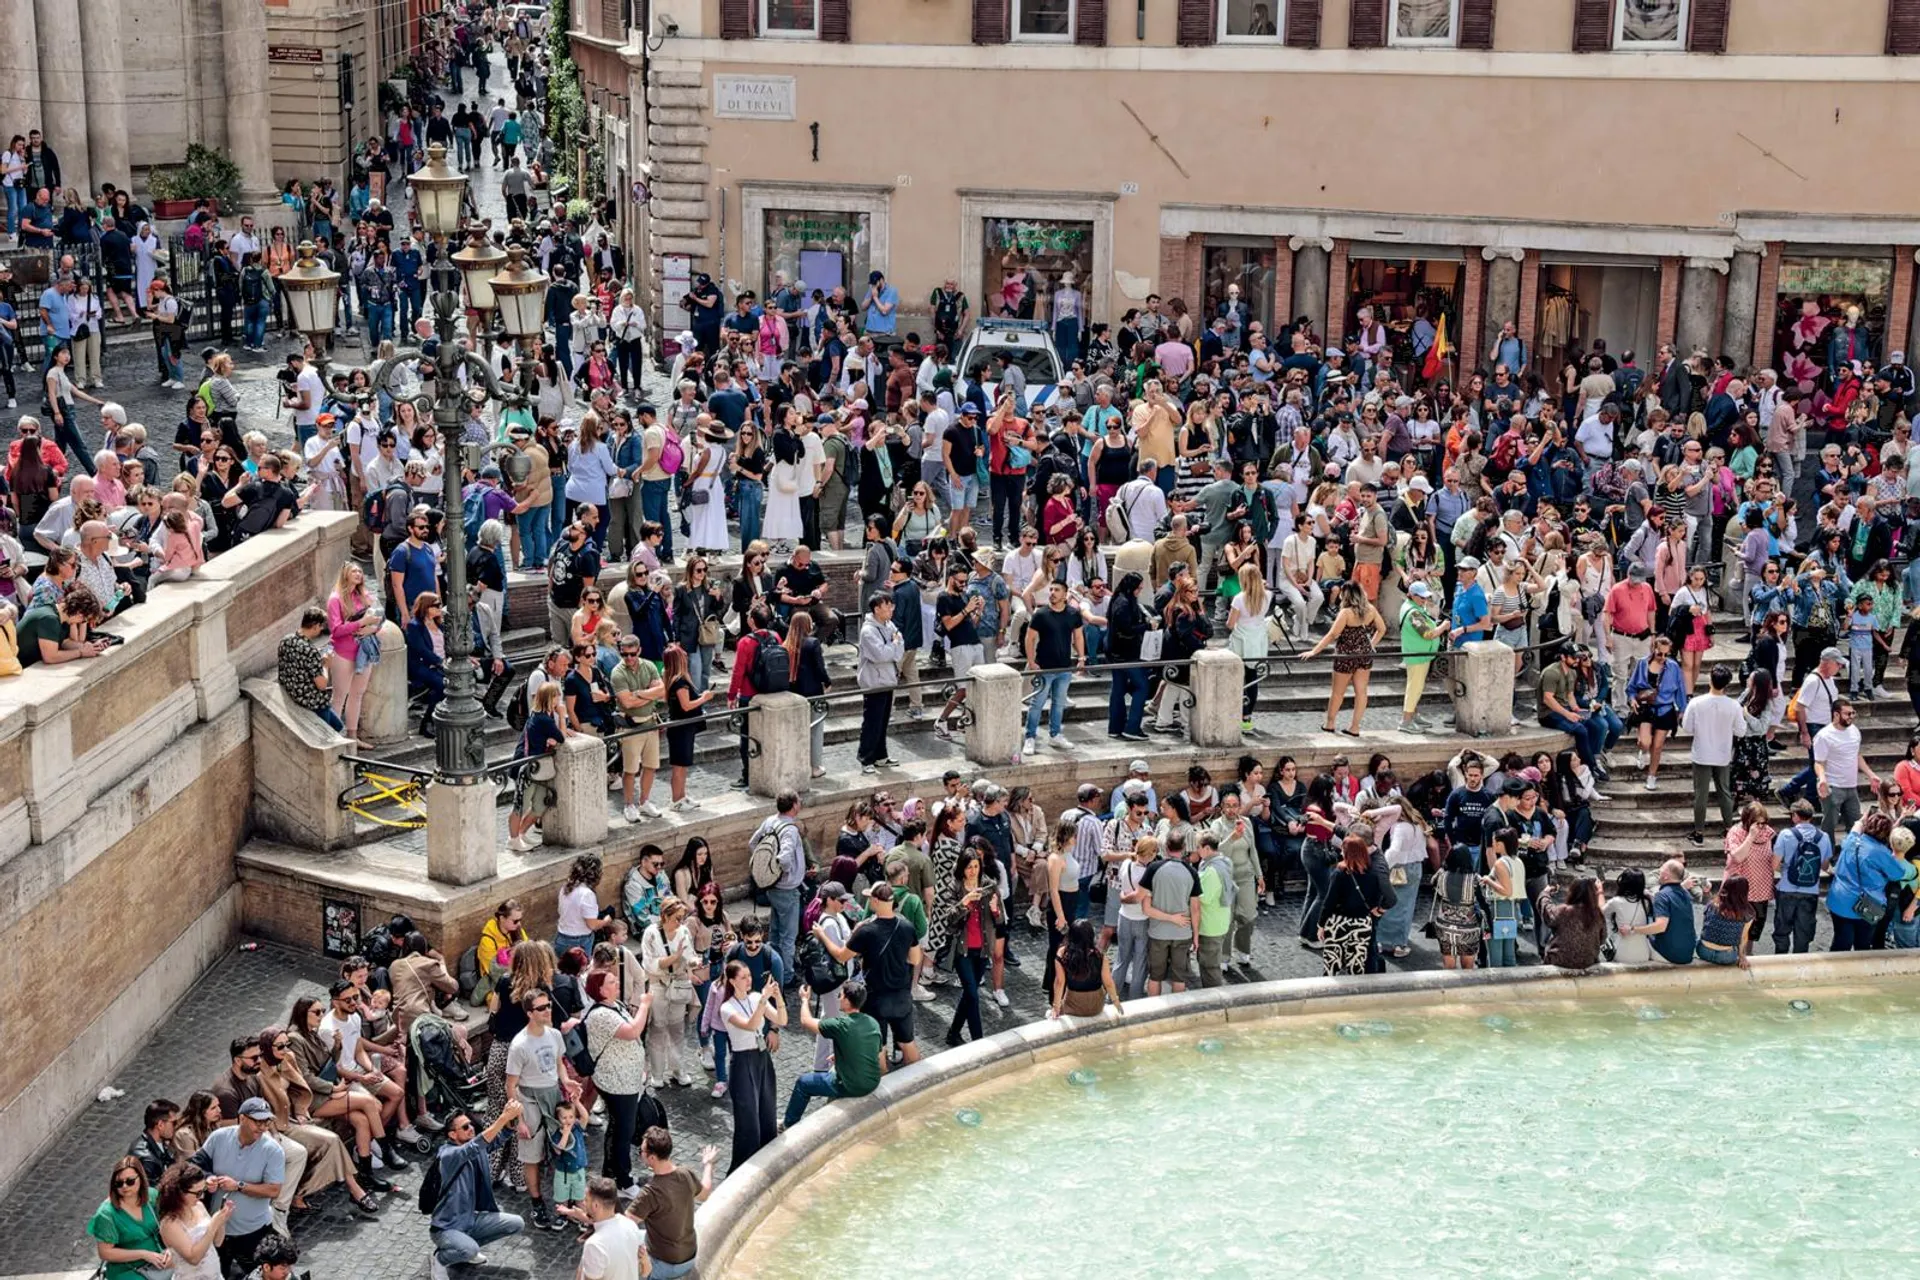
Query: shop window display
1772 256 1890 392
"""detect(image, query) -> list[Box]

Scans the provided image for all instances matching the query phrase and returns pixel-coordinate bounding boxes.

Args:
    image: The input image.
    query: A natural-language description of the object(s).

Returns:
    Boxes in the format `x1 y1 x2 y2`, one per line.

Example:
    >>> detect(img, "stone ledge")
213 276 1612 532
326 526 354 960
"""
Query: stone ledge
697 950 1920 1277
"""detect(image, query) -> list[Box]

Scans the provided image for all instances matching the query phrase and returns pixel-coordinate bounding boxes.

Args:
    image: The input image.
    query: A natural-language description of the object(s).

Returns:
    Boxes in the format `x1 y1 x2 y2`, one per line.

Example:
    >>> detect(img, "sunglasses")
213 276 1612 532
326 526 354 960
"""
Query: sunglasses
114 1176 140 1188
529 1002 551 1013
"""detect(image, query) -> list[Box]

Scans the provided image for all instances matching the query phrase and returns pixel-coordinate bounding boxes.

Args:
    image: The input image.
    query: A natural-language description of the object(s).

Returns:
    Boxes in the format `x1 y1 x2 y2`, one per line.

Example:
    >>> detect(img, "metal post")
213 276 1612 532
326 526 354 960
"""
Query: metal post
430 256 486 781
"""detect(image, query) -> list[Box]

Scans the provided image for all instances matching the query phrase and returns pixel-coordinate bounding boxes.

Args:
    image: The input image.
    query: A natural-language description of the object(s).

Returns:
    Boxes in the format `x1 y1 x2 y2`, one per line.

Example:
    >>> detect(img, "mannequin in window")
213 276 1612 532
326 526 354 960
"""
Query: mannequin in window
1217 283 1248 353
1053 272 1084 366
1828 304 1874 383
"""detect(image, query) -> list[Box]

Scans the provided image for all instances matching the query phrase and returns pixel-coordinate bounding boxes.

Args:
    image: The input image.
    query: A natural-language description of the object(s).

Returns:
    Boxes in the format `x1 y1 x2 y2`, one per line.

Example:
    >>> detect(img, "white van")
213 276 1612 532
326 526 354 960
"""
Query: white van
954 319 1067 413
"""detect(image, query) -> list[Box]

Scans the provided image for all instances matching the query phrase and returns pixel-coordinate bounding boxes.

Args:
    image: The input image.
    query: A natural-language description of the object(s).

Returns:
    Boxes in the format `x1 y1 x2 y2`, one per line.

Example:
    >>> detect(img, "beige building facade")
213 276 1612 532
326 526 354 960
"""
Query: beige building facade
580 0 1920 380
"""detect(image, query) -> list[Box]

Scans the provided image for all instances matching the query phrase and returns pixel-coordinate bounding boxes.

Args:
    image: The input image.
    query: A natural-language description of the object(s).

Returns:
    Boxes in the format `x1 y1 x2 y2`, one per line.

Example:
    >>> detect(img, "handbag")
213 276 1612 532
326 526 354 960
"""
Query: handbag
1139 626 1165 662
609 476 633 499
698 616 723 647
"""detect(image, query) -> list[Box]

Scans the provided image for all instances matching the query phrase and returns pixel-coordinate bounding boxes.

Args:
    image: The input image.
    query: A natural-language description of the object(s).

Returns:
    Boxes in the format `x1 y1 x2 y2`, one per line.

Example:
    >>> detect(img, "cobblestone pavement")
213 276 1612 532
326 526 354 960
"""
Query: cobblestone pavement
3 880 1830 1280
0 892 1465 1280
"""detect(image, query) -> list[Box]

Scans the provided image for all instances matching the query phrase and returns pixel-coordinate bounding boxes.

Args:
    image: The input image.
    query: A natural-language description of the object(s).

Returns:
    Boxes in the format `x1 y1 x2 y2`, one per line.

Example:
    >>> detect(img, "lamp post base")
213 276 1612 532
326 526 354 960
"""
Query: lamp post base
426 779 499 886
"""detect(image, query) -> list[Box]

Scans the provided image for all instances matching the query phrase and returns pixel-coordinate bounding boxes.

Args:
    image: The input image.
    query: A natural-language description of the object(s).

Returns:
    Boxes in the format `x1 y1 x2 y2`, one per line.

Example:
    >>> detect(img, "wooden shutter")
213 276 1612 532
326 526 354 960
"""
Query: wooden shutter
720 0 753 39
1176 0 1216 46
1348 0 1387 46
1458 0 1495 49
973 0 1010 43
1688 0 1729 52
1890 0 1920 54
1570 0 1612 51
1076 0 1108 45
1286 0 1323 46
821 0 850 41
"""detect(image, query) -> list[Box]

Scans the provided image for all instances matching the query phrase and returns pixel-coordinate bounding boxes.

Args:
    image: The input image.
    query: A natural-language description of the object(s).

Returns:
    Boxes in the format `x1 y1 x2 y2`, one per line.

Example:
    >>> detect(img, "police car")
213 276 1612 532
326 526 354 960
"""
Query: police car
956 319 1067 415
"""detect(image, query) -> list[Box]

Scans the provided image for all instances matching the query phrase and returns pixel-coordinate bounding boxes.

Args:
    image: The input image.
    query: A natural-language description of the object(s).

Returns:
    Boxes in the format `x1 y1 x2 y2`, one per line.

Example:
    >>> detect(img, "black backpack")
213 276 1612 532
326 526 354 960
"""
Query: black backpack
416 1151 444 1214
749 629 791 693
1783 828 1825 891
796 930 848 993
505 681 529 732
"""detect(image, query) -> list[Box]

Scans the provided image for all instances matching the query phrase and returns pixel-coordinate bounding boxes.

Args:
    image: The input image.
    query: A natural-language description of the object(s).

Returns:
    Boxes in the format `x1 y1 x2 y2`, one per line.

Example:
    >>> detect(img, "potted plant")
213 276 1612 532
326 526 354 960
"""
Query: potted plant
145 143 244 219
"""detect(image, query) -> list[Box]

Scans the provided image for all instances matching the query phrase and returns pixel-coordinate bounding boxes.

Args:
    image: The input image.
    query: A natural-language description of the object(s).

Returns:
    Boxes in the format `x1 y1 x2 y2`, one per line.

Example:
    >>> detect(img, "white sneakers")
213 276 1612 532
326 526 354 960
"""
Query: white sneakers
912 983 936 1003
1022 738 1038 758
672 797 700 811
506 834 528 852
991 989 1010 1009
639 802 663 819
1644 775 1658 791
1049 735 1071 750
623 805 641 823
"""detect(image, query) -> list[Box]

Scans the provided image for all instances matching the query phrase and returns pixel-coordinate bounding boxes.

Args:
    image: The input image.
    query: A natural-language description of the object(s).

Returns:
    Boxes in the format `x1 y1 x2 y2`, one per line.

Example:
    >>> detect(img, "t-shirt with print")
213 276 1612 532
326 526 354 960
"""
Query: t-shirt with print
505 1025 566 1088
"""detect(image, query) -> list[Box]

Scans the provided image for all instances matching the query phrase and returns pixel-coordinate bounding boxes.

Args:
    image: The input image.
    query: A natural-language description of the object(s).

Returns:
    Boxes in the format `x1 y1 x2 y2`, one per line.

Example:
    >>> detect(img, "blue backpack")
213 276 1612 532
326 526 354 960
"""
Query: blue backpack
460 484 487 552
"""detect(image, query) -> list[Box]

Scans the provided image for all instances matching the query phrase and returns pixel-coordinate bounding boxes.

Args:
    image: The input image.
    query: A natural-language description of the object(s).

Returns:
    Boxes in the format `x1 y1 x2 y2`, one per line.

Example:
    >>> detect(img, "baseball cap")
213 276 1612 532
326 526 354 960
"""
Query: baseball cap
959 404 980 417
1408 581 1433 599
1821 647 1846 664
1408 475 1432 493
821 880 853 903
1456 555 1481 570
316 412 336 426
238 1097 274 1121
1129 759 1150 774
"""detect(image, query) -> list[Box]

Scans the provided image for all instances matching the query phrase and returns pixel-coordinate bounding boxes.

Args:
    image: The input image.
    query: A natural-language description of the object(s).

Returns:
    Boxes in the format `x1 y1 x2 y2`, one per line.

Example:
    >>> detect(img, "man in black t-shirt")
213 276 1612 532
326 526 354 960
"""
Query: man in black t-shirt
817 883 922 1063
932 564 985 741
942 403 981 532
546 521 600 645
776 544 838 644
221 455 298 539
1023 581 1084 752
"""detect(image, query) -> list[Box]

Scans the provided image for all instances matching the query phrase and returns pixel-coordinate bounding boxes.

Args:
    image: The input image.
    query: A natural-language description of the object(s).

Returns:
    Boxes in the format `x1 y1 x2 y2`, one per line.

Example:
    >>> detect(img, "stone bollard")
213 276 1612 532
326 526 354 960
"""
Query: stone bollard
1449 640 1517 737
426 779 498 885
1188 649 1246 748
545 733 612 847
965 663 1025 766
359 620 410 745
748 691 812 798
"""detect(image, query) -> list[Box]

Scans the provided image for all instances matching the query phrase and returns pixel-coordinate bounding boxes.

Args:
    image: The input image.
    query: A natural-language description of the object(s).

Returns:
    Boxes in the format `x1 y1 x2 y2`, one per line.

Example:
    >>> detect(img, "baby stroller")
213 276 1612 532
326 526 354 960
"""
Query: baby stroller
410 1012 486 1130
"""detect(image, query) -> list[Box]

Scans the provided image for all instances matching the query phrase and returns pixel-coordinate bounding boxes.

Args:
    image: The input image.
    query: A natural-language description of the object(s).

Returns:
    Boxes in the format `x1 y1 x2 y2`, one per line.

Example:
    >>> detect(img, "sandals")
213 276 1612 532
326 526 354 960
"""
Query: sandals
1338 727 1362 738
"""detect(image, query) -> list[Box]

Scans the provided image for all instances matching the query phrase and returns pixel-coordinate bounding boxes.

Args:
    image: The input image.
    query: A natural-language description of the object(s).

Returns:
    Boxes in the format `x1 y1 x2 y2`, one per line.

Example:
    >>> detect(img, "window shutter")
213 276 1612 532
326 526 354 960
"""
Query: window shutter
1076 0 1108 45
1570 0 1612 51
1688 0 1730 52
1176 0 1216 46
720 0 753 39
1890 0 1920 54
1458 0 1495 49
1286 0 1323 46
972 0 1010 43
821 0 850 41
1348 0 1387 46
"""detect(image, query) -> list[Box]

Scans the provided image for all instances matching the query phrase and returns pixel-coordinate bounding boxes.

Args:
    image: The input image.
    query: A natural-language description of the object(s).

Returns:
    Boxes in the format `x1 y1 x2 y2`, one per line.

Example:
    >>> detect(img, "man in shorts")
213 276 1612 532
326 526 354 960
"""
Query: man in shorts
504 989 572 1233
1138 830 1199 995
817 883 923 1065
943 403 982 531
932 564 986 741
609 635 664 822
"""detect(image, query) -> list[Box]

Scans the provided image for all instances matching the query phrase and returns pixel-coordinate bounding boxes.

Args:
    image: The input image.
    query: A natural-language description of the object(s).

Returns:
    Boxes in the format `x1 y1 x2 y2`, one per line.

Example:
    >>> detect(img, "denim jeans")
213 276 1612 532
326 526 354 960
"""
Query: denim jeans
1375 866 1422 950
767 886 801 979
1108 666 1149 735
314 705 345 733
782 1069 844 1129
3 185 22 237
1025 669 1072 740
432 1211 524 1265
517 507 553 569
735 480 763 550
948 947 985 1041
365 301 393 346
1831 913 1880 952
641 478 674 558
1543 712 1604 768
1113 914 1149 999
244 300 269 348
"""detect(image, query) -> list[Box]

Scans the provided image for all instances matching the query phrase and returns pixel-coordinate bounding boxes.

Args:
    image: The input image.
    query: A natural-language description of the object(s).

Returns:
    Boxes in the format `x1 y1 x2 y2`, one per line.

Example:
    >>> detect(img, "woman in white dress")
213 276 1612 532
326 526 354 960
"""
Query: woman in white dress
763 413 806 550
132 223 163 313
1226 562 1271 731
685 424 730 554
155 1162 232 1280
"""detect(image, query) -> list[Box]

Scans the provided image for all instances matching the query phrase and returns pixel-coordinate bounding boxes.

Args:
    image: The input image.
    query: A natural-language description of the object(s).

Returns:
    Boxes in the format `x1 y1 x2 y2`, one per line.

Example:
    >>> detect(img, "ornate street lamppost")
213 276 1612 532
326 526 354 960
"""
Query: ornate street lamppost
384 145 544 783
275 241 340 380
